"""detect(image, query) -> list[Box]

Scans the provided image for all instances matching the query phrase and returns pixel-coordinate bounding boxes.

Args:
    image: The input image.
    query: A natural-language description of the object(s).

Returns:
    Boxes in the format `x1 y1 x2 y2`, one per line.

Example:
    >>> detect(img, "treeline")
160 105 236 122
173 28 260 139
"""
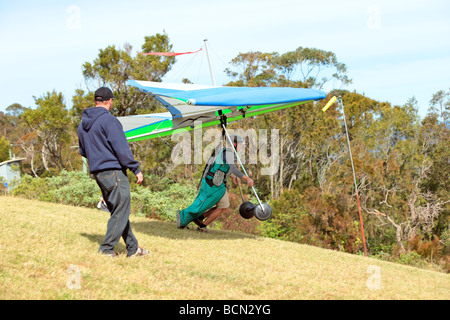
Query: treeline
1 32 449 272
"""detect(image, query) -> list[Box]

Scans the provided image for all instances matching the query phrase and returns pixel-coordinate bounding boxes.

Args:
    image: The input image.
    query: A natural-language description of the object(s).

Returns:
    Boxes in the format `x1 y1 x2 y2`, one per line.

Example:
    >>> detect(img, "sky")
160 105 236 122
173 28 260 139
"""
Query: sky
0 0 449 118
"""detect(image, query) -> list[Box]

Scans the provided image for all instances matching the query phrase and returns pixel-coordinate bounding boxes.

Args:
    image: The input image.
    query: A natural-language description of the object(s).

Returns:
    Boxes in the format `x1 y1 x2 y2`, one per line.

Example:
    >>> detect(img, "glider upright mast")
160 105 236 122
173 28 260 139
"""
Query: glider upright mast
203 39 216 86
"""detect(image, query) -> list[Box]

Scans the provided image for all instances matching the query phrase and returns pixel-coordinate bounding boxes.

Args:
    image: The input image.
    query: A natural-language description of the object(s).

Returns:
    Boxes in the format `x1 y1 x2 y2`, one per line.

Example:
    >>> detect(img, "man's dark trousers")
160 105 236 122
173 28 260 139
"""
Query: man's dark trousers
94 169 138 256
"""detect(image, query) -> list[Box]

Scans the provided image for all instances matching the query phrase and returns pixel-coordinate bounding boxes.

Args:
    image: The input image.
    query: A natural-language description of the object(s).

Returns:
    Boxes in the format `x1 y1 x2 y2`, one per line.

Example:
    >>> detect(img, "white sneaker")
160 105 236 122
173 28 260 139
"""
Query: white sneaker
127 247 150 258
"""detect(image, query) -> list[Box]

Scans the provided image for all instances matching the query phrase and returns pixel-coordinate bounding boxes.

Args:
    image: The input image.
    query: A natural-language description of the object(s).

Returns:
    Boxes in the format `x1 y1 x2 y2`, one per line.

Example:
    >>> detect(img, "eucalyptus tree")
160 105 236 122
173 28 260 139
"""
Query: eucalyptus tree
22 91 71 173
81 32 176 117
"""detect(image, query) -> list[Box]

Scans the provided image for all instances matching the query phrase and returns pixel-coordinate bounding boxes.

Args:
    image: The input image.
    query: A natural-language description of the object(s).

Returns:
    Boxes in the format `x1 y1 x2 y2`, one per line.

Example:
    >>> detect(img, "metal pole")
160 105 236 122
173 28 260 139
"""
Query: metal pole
339 98 368 257
203 39 216 86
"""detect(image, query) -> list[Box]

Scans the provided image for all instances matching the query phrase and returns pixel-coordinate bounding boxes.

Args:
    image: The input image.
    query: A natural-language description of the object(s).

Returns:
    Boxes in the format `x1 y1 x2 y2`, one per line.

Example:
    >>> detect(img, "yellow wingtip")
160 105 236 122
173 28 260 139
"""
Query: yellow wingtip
322 96 337 112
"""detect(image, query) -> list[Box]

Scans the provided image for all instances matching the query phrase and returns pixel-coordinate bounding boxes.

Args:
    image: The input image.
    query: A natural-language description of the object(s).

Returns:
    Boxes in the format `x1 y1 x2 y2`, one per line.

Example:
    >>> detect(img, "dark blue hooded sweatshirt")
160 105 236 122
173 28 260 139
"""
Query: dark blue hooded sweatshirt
77 107 140 175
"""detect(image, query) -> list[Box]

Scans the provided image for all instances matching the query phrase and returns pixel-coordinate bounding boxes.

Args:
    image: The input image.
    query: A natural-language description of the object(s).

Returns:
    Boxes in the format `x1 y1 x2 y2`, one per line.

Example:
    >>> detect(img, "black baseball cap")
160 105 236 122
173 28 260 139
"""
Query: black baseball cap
94 87 114 101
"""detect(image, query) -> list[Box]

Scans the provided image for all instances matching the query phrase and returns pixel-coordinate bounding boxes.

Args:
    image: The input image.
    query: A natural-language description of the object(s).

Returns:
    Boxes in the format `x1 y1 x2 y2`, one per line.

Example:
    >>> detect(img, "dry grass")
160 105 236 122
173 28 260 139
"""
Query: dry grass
0 196 449 300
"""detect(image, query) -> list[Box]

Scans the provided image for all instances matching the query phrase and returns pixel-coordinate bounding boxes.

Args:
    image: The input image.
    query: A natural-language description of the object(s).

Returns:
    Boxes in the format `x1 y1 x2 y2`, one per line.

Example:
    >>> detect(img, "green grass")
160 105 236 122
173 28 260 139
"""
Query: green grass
0 196 449 300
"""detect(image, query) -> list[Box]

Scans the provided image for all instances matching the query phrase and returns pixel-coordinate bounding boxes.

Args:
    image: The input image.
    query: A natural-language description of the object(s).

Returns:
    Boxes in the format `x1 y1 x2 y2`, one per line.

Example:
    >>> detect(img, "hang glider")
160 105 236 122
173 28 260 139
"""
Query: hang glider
137 48 202 57
118 80 326 142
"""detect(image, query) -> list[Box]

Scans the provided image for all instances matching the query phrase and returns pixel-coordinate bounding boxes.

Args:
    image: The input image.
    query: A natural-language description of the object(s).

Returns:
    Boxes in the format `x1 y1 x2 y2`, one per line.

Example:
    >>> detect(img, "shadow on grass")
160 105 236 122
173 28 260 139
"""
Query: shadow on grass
80 219 256 247
132 220 257 240
79 233 126 253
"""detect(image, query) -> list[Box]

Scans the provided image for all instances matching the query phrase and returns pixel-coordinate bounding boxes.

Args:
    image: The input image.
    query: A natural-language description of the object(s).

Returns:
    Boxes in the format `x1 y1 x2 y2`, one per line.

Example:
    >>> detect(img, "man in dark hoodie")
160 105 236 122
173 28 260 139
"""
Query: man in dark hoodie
77 87 149 257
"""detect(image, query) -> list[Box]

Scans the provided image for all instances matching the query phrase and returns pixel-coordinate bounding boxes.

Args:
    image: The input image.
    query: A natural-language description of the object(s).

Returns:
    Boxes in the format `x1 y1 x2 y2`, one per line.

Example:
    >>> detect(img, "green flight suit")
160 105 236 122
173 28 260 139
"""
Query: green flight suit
178 148 231 227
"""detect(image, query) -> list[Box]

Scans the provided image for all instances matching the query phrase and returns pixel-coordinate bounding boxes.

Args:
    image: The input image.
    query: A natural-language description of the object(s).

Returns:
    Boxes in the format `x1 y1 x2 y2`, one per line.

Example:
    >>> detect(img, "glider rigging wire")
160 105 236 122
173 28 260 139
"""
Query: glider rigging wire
137 48 202 57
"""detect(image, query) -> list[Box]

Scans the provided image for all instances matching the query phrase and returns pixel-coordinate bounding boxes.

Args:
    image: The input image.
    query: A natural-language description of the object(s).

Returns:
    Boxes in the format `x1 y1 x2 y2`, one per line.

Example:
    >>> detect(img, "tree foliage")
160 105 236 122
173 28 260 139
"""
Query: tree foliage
82 32 175 116
225 47 351 89
22 91 71 174
0 136 9 162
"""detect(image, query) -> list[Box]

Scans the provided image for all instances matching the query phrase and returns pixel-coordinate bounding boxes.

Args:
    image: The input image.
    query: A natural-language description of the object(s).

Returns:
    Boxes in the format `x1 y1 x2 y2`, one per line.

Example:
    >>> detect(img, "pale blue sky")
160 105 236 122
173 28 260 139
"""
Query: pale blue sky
1 0 449 117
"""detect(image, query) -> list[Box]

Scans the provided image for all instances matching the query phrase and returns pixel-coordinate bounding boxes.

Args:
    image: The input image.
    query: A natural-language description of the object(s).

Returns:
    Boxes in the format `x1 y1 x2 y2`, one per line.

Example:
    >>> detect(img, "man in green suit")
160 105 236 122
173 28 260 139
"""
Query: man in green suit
177 135 253 232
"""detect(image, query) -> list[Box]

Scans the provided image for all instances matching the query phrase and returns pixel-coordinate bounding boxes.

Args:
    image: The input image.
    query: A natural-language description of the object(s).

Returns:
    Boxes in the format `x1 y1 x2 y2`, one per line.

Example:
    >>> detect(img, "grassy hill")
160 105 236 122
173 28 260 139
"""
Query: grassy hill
0 196 448 300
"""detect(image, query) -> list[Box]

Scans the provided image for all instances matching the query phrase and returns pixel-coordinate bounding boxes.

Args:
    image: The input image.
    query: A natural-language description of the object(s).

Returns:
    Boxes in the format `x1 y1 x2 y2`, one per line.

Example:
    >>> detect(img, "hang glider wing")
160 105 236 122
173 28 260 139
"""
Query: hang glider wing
118 80 326 141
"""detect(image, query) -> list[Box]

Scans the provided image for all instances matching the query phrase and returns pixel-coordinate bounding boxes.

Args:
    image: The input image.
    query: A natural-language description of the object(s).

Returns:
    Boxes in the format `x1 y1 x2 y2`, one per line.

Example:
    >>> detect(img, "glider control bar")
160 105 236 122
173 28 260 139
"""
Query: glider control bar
220 119 265 212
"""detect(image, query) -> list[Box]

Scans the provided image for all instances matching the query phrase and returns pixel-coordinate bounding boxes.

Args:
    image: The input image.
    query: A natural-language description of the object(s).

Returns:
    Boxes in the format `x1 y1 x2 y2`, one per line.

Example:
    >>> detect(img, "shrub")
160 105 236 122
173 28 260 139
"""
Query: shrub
48 171 99 207
10 170 199 222
10 174 53 202
131 183 197 221
395 251 427 269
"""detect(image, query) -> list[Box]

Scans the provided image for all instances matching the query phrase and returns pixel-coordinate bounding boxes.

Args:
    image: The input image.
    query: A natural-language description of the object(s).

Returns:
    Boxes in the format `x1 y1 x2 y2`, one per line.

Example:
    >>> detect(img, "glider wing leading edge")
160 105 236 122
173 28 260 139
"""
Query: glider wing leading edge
118 80 326 141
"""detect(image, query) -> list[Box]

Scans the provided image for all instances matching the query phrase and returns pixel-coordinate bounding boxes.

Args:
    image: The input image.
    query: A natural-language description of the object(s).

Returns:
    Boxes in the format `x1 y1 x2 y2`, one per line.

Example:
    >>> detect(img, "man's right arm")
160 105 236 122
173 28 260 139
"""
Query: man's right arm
224 149 253 187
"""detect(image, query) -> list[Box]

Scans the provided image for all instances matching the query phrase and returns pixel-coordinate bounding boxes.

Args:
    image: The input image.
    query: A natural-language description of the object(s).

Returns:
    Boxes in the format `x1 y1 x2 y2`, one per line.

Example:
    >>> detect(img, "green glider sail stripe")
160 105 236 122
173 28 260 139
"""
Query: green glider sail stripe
126 101 309 142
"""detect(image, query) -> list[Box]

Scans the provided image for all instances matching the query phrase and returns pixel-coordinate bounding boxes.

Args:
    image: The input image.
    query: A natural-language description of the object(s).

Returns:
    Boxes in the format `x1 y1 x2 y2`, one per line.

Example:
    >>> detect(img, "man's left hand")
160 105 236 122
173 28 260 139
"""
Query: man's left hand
136 172 144 184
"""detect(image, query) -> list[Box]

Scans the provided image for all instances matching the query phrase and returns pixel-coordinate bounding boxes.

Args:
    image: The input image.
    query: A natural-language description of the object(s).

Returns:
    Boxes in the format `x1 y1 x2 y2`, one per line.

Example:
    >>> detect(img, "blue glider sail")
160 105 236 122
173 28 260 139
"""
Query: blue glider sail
118 80 326 141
